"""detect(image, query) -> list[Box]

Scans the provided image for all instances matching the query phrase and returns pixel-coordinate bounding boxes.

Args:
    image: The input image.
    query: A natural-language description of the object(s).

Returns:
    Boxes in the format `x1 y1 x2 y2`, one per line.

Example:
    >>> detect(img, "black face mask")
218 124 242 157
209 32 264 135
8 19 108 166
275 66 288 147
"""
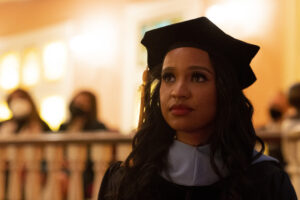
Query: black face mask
70 104 87 117
269 107 282 121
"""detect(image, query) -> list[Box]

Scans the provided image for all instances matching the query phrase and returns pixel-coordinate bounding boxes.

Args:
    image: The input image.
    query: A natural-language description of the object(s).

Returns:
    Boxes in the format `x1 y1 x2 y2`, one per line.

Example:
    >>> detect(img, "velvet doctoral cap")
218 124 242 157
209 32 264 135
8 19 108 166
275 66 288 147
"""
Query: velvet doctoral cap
141 17 260 89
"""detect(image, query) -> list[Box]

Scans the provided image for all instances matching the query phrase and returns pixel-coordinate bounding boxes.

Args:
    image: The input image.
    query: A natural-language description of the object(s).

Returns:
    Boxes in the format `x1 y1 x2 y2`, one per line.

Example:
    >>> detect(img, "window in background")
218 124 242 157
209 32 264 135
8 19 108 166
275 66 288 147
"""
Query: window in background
43 41 67 81
40 95 66 131
0 101 12 121
22 48 41 87
0 52 20 90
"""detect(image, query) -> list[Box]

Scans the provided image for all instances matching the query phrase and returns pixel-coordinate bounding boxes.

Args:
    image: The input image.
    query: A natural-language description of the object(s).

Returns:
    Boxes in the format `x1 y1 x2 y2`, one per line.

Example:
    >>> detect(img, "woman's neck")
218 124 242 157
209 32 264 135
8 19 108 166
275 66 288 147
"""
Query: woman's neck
176 130 211 146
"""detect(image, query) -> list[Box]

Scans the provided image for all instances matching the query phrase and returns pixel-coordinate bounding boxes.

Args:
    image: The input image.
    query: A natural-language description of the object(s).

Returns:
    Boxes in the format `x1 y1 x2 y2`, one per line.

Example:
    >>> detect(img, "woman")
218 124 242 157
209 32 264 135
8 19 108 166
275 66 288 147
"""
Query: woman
59 90 107 132
0 88 50 135
282 83 300 131
98 17 296 200
0 88 50 199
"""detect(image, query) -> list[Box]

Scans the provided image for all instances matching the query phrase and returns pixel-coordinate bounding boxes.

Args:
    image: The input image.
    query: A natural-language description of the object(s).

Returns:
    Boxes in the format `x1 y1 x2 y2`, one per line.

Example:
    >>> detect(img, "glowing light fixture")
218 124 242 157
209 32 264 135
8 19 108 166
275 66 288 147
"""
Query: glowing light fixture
69 15 118 67
0 101 12 121
40 96 66 131
0 53 20 90
43 41 67 81
205 0 274 37
22 50 40 86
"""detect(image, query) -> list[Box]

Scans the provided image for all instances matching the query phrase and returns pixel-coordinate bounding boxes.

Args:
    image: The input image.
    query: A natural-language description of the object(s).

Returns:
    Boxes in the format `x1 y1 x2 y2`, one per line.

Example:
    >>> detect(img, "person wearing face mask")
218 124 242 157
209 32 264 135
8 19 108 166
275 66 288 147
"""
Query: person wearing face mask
258 92 289 166
59 90 108 199
0 88 51 199
0 88 51 135
59 90 107 133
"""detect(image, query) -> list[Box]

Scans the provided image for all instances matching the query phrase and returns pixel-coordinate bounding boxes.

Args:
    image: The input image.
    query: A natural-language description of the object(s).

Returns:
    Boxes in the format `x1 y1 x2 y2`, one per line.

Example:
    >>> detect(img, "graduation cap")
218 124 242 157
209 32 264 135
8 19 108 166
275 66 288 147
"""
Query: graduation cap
141 17 260 89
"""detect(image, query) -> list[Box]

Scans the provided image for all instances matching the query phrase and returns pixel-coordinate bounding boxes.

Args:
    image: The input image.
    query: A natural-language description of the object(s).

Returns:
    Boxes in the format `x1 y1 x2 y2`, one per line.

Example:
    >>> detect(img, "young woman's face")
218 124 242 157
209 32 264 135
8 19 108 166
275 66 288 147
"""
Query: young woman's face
73 93 92 112
159 47 217 135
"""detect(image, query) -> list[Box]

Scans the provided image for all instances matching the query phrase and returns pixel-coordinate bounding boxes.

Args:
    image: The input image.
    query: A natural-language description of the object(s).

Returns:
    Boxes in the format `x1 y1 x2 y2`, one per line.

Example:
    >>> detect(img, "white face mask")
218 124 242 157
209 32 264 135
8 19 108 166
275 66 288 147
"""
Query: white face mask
10 98 33 119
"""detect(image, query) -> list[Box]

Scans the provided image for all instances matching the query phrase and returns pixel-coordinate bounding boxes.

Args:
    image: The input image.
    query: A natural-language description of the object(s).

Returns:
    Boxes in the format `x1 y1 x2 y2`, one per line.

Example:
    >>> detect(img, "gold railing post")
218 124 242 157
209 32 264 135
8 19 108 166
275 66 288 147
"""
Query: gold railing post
67 144 87 200
282 133 300 196
7 145 23 200
43 145 64 200
24 145 42 200
0 147 6 200
91 144 112 200
295 137 300 196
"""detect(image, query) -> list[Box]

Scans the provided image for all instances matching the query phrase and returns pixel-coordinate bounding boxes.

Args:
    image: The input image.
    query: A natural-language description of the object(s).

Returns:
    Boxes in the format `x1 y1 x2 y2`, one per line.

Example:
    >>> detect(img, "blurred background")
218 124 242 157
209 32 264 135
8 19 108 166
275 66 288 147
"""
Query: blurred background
0 0 299 132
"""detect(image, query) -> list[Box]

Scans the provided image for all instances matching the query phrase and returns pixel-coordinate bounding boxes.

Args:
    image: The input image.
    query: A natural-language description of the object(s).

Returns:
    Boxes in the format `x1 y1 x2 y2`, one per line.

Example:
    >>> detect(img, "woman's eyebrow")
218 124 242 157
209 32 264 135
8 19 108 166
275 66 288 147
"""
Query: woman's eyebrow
161 67 175 73
189 66 214 74
161 65 214 74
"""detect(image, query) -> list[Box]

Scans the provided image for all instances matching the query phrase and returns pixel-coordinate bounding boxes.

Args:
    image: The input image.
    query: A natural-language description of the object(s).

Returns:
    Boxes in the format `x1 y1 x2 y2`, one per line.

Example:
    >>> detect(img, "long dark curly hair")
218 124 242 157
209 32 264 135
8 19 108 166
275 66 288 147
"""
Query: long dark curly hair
104 51 264 200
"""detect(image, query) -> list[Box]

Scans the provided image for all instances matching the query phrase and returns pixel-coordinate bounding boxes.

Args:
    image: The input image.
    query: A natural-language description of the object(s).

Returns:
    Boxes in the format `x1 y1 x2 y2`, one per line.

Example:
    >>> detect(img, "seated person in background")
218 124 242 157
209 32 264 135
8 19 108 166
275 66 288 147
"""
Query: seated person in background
281 83 300 182
261 91 288 132
0 88 51 135
258 91 288 165
282 83 300 132
59 90 108 199
0 88 50 198
59 90 107 132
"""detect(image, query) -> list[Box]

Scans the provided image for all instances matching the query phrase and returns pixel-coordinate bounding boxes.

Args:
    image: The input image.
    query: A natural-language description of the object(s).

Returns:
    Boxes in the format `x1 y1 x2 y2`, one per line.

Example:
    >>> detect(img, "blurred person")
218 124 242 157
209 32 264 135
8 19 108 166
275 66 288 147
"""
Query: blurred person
59 90 107 132
260 91 289 132
259 91 289 165
0 88 50 199
59 90 108 199
282 83 300 133
281 83 300 195
0 88 50 135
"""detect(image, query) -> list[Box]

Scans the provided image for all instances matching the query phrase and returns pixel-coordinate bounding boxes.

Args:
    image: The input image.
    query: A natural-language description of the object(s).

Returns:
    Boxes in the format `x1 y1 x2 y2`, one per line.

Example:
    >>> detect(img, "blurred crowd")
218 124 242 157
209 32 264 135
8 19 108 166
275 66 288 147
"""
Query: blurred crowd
0 89 108 135
0 88 109 199
258 82 300 166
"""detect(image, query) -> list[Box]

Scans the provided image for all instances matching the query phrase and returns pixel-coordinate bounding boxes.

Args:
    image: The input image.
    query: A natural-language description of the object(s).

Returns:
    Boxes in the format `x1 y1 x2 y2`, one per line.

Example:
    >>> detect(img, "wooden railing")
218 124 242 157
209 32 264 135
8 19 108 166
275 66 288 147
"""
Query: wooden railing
0 130 298 199
0 131 133 200
257 130 300 197
279 131 300 197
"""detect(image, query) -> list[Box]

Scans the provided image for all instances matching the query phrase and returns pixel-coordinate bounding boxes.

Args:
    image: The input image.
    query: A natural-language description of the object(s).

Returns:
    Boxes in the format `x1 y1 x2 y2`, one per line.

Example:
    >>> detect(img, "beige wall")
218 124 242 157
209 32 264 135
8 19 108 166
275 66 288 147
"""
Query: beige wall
246 0 300 127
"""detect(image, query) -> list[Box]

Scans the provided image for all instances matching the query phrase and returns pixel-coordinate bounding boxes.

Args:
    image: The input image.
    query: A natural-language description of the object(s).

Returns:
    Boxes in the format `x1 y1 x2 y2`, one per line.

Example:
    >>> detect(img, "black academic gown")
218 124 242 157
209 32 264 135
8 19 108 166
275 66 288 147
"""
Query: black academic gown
98 161 297 200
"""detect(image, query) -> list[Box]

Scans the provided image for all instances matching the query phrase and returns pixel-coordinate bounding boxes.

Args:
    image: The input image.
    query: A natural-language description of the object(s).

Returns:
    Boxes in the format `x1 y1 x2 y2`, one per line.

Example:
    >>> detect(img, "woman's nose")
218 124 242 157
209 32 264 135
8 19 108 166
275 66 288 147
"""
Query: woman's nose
170 80 191 99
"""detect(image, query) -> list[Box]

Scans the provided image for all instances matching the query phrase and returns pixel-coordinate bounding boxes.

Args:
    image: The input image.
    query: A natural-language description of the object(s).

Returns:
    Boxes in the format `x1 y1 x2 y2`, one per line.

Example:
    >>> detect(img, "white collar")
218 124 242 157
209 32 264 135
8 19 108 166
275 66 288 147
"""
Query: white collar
161 140 277 186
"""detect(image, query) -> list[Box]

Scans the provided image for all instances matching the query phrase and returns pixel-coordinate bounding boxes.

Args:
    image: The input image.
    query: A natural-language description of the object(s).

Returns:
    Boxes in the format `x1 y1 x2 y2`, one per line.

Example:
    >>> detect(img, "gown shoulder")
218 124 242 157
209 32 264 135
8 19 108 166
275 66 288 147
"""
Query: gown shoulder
98 160 297 200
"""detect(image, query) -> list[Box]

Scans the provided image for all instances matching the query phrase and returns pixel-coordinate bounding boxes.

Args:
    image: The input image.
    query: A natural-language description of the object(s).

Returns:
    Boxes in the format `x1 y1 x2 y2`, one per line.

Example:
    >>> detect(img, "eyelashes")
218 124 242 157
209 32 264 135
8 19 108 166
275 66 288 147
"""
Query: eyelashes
162 72 175 83
161 71 207 83
191 72 207 82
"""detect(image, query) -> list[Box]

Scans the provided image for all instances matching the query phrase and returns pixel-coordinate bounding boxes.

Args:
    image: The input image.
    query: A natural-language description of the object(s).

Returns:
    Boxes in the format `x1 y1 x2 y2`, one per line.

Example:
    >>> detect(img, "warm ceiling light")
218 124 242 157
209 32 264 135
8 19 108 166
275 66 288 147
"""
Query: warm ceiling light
205 0 274 37
22 50 40 86
43 41 67 81
0 101 12 122
69 15 118 67
0 53 20 90
40 96 66 131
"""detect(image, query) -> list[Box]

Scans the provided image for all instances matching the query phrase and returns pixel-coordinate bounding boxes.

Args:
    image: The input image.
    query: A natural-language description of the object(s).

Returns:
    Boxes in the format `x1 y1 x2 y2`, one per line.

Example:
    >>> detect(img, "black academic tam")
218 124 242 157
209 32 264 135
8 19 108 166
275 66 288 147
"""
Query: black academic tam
141 17 259 89
98 161 297 200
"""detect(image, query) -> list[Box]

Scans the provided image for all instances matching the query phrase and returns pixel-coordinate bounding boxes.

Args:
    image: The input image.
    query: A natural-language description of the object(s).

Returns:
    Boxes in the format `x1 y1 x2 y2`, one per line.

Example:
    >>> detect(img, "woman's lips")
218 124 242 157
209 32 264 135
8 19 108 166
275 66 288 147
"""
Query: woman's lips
170 105 193 116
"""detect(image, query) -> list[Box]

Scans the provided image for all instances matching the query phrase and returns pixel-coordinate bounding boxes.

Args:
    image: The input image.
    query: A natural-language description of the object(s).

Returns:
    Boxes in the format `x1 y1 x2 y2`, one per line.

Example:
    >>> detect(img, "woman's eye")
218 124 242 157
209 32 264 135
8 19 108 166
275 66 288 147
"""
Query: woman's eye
191 72 207 82
162 73 175 83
